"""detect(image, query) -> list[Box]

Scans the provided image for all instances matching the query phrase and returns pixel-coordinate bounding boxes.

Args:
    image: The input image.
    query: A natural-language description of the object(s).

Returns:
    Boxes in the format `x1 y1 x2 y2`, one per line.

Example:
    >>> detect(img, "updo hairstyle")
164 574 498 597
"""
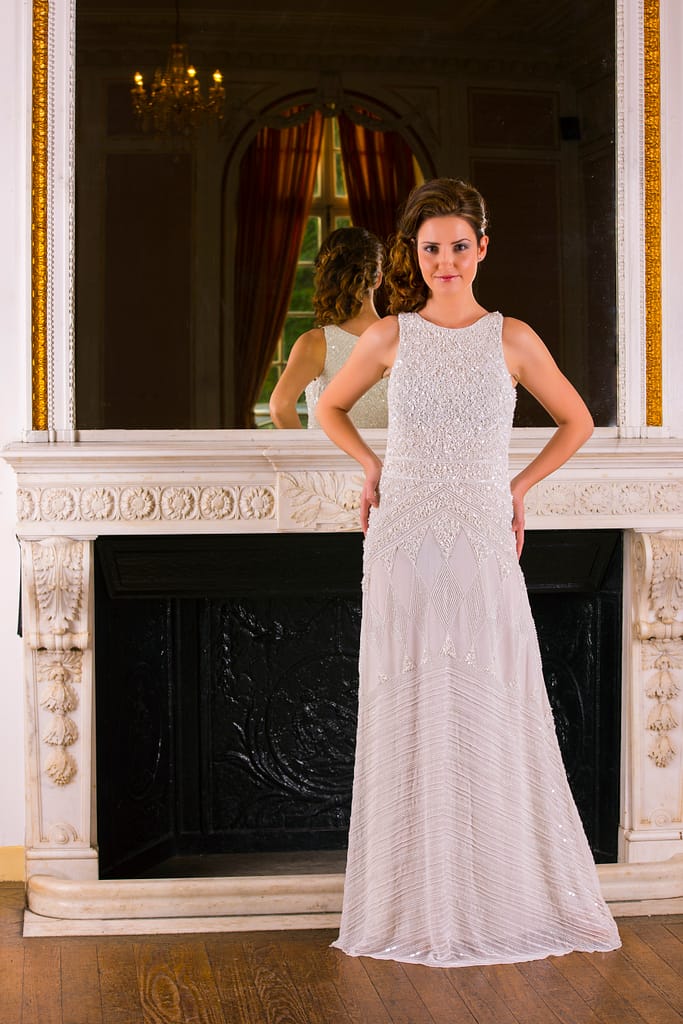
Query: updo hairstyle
385 177 489 314
313 226 384 326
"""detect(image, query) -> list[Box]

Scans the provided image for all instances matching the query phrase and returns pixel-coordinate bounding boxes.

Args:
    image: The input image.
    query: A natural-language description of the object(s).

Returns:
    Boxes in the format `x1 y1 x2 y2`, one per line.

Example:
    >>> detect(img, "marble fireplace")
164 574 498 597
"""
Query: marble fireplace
3 429 683 935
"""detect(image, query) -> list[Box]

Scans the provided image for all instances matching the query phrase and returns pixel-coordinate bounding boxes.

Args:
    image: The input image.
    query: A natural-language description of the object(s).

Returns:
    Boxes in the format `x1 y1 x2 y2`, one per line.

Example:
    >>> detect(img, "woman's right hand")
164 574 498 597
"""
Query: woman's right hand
360 463 382 535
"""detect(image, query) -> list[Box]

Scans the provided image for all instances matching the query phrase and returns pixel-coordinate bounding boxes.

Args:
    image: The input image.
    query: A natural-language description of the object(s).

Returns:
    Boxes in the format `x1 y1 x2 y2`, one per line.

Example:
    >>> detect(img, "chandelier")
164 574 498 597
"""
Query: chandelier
131 3 225 135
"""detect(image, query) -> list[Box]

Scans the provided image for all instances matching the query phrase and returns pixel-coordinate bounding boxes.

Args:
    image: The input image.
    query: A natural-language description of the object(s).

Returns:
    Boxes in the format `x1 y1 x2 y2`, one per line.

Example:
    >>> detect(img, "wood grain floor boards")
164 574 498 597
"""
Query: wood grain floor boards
163 941 227 1024
359 956 435 1024
59 941 104 1024
0 885 24 941
587 945 683 1024
134 937 231 1024
204 936 268 1024
20 941 62 1024
134 942 189 1024
552 950 650 1024
96 941 145 1024
632 921 683 978
445 965 530 1024
618 925 683 1015
314 948 393 1024
0 887 682 1024
271 934 353 1023
0 942 24 1024
241 934 320 1024
517 957 605 1023
485 961 565 1023
400 962 480 1024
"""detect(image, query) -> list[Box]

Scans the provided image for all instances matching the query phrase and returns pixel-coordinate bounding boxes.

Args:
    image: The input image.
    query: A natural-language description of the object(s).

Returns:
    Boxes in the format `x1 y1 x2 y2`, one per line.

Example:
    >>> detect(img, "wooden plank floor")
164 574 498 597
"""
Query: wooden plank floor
1 883 681 1024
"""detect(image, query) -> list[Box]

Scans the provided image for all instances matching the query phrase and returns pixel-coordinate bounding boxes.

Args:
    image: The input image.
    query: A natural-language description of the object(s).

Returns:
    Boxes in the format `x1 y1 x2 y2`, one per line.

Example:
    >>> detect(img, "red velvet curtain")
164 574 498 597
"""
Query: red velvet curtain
337 111 418 245
233 110 324 427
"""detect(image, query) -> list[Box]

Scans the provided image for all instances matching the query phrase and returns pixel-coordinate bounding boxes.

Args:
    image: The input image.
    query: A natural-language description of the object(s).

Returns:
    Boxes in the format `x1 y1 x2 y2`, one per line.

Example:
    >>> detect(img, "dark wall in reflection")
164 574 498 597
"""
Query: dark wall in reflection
76 0 616 429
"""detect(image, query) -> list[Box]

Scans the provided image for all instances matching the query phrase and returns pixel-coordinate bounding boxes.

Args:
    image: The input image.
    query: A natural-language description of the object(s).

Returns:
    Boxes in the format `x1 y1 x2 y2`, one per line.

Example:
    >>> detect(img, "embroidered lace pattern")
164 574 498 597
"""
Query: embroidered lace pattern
332 311 621 967
305 324 388 429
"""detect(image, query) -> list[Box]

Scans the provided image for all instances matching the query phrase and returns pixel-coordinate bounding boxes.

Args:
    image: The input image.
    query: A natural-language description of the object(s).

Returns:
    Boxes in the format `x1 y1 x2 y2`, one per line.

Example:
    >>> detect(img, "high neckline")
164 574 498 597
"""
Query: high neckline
414 310 497 330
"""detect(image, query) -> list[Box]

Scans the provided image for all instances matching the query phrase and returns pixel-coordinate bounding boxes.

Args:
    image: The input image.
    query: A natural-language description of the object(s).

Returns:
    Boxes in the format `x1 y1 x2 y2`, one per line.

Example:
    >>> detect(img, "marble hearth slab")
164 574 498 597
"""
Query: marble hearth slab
22 858 683 936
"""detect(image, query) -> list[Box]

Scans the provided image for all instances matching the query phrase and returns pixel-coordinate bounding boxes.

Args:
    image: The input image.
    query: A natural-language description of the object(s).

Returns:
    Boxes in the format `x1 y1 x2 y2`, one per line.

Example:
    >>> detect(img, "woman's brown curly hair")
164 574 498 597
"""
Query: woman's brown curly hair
313 227 384 326
385 178 489 314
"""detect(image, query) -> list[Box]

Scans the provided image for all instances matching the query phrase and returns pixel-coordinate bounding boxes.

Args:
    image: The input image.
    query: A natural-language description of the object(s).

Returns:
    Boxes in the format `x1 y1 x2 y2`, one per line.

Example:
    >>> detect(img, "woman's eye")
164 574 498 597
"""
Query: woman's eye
455 243 469 252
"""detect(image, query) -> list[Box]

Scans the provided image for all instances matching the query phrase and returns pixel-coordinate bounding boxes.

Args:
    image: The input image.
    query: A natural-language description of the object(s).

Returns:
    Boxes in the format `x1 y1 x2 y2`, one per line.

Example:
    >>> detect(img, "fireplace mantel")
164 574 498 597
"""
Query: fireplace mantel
3 431 683 934
4 432 683 537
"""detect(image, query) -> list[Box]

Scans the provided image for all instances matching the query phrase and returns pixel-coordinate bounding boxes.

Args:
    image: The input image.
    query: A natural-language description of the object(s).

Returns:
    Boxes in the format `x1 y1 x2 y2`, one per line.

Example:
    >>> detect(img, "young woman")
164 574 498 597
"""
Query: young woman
269 227 388 429
316 178 620 967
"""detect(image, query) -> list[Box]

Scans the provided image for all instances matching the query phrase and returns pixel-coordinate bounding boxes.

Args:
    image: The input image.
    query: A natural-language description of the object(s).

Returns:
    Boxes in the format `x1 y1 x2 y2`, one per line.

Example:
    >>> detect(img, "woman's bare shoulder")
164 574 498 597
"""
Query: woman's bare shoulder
288 326 326 361
295 326 326 348
361 315 400 345
356 316 400 370
501 316 540 342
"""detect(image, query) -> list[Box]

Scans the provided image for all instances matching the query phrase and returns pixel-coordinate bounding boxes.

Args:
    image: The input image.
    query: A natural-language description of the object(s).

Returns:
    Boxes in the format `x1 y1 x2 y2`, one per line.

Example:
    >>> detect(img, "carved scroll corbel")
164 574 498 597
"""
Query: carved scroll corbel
633 532 683 769
633 532 683 641
22 538 91 787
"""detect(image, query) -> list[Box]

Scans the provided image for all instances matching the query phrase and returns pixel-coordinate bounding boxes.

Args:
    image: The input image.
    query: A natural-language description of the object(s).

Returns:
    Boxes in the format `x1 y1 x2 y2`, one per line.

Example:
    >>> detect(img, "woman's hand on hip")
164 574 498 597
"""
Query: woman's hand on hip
361 465 382 535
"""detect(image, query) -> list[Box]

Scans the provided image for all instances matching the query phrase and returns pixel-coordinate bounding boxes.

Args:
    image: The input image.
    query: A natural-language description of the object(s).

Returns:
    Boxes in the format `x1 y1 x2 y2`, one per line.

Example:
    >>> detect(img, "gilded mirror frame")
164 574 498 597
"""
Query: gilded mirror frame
29 0 663 438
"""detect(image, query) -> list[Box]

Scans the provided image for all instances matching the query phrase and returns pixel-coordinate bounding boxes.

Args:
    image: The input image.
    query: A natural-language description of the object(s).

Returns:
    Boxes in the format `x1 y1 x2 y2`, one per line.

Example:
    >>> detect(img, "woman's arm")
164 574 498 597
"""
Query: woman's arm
317 317 399 532
269 328 326 428
503 317 594 556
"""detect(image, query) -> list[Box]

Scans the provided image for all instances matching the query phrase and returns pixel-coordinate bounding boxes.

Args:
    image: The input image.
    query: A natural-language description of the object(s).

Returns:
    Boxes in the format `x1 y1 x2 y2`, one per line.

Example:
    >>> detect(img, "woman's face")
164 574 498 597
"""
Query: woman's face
415 216 488 297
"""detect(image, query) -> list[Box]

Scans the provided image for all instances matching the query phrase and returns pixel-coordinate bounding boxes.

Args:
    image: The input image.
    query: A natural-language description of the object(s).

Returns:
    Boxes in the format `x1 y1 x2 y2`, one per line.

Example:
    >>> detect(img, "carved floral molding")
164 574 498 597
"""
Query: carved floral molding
14 477 683 528
280 472 363 530
17 484 277 523
37 650 81 785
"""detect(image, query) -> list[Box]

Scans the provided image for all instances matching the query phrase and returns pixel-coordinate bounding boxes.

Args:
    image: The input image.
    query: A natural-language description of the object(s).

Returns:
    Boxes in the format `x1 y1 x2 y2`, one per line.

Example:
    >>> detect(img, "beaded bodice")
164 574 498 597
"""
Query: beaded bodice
373 310 516 552
306 324 388 429
385 310 514 476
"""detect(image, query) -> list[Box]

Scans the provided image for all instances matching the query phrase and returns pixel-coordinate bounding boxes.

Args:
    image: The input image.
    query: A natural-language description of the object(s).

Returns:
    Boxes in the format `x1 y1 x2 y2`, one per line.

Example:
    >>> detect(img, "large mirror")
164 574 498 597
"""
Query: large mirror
75 0 616 430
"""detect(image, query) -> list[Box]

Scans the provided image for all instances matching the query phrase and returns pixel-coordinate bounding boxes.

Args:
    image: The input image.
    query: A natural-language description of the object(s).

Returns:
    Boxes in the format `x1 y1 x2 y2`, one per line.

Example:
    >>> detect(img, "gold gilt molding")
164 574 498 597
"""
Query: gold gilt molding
643 0 663 427
31 0 49 432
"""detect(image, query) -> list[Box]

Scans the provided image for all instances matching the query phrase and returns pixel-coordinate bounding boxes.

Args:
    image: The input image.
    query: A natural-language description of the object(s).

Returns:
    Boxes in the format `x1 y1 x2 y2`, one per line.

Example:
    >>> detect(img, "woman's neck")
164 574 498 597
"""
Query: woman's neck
340 293 380 336
420 293 488 329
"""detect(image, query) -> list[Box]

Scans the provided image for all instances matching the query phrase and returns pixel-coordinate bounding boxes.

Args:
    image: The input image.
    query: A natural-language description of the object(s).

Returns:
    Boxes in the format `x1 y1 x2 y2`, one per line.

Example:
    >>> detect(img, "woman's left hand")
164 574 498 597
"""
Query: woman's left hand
360 463 382 535
510 482 526 558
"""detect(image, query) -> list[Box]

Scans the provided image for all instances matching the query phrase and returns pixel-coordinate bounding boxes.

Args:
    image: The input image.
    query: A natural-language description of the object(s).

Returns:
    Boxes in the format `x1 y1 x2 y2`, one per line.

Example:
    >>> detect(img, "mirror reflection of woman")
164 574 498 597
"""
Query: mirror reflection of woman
269 227 388 429
317 178 620 967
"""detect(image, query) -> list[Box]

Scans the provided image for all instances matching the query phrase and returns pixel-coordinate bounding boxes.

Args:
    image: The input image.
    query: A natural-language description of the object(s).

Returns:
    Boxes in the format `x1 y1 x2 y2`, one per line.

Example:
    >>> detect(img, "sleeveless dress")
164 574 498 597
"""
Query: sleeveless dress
332 311 621 967
306 324 388 429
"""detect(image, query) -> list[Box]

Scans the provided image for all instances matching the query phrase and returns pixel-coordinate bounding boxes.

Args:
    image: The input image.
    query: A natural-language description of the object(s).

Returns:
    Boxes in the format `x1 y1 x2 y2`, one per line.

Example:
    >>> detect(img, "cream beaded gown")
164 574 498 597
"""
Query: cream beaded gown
333 311 620 967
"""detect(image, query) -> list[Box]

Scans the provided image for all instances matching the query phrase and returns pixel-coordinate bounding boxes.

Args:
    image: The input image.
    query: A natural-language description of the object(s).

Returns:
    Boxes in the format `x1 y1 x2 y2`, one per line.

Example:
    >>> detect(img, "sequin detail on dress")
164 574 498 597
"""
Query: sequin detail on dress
306 324 388 428
332 311 620 967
